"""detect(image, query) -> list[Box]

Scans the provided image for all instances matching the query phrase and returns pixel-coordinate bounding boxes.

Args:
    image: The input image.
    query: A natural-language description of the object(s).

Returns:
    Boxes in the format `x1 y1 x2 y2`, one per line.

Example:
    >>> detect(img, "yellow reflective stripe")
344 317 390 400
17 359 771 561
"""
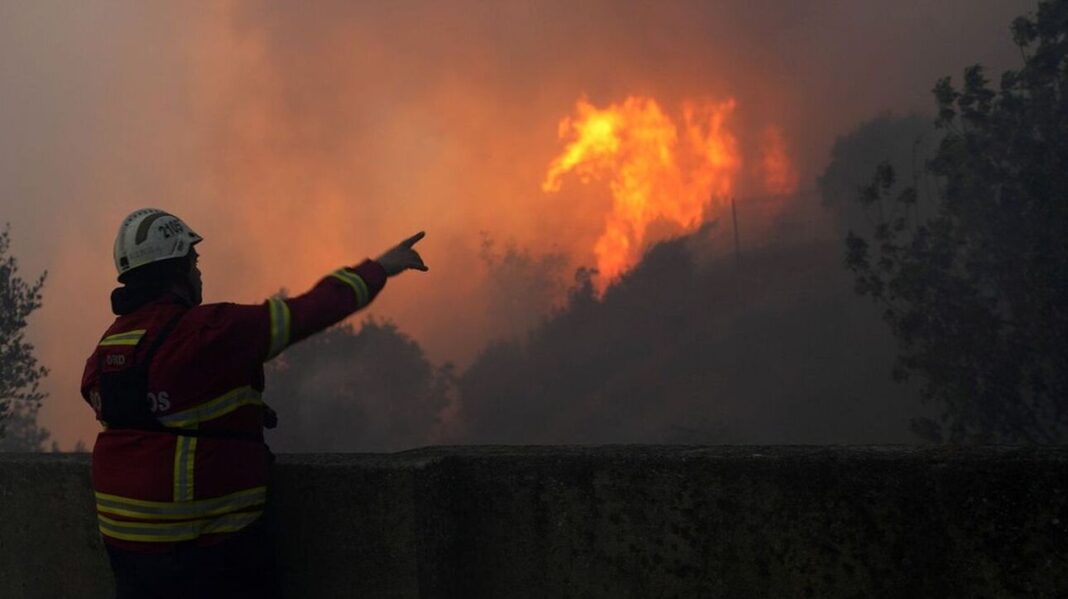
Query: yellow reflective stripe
157 386 263 428
98 510 262 543
102 329 146 342
267 297 291 359
99 339 141 347
173 434 197 502
95 487 267 521
331 269 370 306
99 329 147 347
335 269 370 305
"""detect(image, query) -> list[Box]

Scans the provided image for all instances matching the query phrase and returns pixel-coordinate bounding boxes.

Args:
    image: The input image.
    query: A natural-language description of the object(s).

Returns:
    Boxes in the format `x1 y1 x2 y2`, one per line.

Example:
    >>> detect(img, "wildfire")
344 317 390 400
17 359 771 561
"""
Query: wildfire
543 96 797 291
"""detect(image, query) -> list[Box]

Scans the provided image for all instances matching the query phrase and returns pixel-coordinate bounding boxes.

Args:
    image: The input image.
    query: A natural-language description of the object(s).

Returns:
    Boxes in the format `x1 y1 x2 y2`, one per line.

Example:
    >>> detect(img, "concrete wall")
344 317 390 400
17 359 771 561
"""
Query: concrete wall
1 447 1066 598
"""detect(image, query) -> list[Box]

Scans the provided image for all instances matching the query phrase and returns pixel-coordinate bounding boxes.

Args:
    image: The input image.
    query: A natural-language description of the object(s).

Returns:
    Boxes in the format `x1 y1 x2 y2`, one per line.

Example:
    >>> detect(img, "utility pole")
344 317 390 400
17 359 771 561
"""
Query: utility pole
731 196 741 269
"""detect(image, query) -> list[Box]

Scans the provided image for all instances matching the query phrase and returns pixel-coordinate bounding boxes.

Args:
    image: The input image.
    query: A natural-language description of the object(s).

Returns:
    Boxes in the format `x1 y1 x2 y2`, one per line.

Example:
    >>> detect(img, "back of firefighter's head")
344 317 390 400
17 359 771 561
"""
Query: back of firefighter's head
113 209 204 311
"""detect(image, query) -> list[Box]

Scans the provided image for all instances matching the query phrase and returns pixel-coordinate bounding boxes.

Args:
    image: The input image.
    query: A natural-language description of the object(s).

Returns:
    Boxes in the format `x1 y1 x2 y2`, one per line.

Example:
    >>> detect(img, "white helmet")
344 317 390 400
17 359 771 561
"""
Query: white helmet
113 208 203 277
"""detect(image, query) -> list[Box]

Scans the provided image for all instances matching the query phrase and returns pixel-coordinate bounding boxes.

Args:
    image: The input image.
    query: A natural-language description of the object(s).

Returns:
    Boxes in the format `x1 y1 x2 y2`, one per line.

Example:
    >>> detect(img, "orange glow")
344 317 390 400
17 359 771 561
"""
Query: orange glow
758 125 799 195
543 96 742 290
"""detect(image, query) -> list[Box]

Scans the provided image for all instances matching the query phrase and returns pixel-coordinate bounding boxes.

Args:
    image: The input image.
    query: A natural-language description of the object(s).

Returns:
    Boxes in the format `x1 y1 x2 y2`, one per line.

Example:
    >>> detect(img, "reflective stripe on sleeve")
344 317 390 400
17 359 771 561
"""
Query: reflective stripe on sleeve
98 510 262 543
99 329 147 347
330 269 370 307
267 297 291 359
95 486 267 521
156 386 264 428
173 434 197 502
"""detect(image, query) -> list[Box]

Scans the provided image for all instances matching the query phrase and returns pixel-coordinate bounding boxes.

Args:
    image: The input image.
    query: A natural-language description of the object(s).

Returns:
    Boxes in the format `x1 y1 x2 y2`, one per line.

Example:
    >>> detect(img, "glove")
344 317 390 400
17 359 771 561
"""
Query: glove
376 231 429 276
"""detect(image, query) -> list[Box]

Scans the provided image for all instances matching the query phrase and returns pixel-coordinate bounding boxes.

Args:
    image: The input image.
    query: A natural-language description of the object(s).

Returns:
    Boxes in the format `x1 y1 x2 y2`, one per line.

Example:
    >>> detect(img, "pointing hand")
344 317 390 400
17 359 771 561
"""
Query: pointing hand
376 231 429 277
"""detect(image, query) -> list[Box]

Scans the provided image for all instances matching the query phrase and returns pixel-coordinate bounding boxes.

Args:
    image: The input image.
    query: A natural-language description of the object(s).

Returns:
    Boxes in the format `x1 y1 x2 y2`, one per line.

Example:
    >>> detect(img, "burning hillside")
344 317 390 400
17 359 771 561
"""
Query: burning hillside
542 96 798 291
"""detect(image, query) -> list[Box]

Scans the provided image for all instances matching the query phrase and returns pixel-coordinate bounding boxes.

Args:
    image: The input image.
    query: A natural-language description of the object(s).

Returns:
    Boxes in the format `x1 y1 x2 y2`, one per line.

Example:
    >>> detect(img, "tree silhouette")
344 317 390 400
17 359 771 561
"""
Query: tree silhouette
0 225 50 451
264 319 451 452
457 232 921 445
845 0 1068 442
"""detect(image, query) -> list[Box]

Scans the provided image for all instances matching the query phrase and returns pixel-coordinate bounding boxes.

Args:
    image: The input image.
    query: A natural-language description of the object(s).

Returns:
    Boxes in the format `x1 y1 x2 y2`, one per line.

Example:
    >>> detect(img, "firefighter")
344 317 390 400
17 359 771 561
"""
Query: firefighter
81 208 427 598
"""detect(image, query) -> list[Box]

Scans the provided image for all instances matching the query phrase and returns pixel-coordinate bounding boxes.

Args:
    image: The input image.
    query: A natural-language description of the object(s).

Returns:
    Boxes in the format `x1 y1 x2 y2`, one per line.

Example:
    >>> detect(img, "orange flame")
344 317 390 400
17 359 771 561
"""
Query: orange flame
543 96 741 290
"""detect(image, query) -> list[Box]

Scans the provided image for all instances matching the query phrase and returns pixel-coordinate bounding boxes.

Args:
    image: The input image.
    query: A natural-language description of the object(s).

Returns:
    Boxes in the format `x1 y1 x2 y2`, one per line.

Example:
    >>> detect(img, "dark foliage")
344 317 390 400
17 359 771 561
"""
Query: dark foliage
845 0 1068 442
0 225 50 451
264 319 452 452
457 231 923 445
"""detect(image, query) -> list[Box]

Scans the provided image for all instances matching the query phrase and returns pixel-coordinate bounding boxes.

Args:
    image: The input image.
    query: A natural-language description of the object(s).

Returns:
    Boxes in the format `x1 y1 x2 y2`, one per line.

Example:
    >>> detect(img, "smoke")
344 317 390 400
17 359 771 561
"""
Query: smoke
819 113 939 234
0 0 1031 447
477 236 568 342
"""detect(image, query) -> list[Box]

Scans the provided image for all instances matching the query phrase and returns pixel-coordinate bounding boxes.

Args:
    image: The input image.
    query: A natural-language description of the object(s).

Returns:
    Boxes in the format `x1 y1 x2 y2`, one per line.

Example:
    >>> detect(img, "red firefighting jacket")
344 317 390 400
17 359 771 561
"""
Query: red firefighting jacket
81 260 386 551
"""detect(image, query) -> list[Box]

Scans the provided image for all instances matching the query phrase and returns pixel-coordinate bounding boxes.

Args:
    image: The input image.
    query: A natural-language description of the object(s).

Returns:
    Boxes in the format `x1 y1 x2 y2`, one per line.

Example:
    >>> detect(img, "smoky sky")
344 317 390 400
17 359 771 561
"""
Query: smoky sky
0 0 1032 447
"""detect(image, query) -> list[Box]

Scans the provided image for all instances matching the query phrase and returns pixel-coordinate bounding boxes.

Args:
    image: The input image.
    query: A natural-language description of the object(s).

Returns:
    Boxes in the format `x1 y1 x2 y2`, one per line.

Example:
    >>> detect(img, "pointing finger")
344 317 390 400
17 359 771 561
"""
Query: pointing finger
402 231 426 248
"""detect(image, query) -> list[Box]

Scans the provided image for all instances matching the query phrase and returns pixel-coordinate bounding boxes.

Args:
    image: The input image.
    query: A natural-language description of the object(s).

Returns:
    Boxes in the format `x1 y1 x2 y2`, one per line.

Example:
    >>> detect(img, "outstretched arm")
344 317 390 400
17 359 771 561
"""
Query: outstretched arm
262 231 428 360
